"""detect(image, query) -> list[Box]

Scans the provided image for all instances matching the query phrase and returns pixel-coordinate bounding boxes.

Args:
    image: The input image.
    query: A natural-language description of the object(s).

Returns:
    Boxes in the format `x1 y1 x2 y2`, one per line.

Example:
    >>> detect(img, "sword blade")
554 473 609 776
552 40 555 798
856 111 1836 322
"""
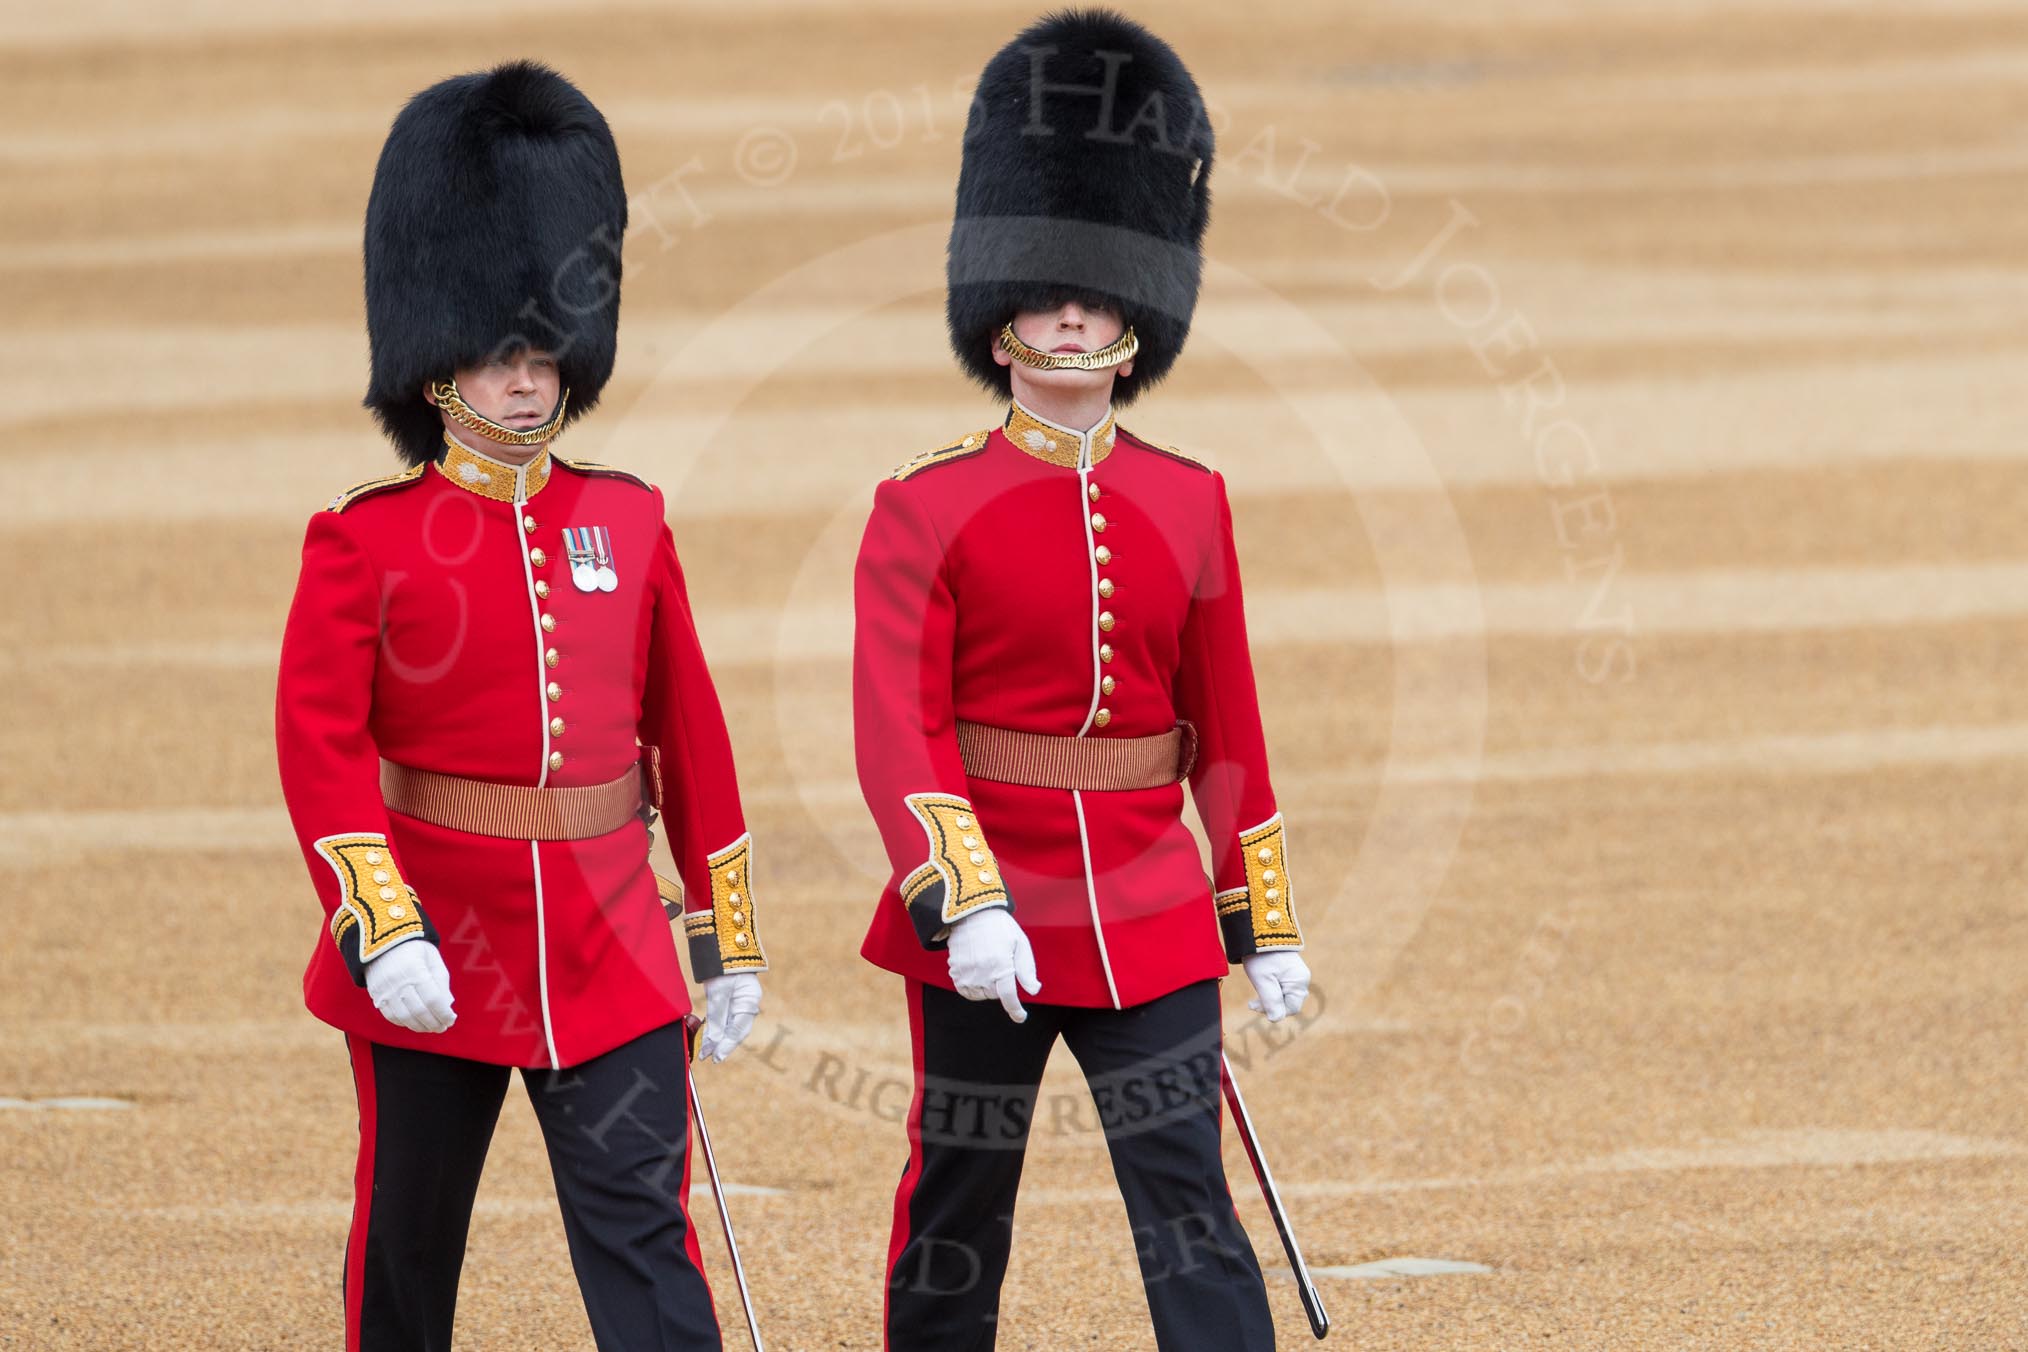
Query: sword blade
1221 1053 1331 1340
686 1018 765 1350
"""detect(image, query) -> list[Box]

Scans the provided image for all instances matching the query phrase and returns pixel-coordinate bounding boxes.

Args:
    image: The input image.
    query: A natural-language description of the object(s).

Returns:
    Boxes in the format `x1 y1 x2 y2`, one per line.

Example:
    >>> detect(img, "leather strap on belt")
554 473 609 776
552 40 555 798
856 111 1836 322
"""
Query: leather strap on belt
954 720 1198 792
380 758 648 841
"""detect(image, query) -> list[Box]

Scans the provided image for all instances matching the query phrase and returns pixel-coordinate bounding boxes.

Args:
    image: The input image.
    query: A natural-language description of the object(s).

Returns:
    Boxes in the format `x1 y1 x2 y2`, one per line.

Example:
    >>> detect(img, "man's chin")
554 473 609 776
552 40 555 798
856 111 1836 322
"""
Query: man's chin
1021 365 1113 391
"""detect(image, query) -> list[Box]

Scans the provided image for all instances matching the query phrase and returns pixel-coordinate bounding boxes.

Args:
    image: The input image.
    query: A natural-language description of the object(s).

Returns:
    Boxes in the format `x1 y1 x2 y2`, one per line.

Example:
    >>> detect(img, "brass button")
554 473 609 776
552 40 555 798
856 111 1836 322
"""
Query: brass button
379 886 398 902
1090 513 1107 533
545 647 559 668
529 547 547 567
969 850 986 866
388 903 406 919
727 869 740 884
1262 869 1277 884
731 909 745 925
978 869 996 885
1087 482 1101 502
1095 545 1112 565
547 682 562 701
1098 611 1115 632
1101 675 1115 696
1258 847 1274 863
540 613 556 633
734 932 749 947
1098 578 1114 599
548 751 564 770
364 850 382 865
550 717 565 736
962 835 979 849
1265 888 1280 901
955 815 973 829
729 893 742 906
1265 909 1283 925
1100 643 1114 663
372 869 391 885
535 580 550 599
1094 708 1112 727
523 515 537 532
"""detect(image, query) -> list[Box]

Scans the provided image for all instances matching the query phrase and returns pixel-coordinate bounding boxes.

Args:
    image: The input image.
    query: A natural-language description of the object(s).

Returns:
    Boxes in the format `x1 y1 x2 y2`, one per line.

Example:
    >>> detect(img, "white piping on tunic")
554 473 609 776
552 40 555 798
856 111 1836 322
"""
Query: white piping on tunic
1073 790 1121 1009
510 457 559 1067
1074 461 1103 739
512 464 553 789
1063 413 1120 1005
531 839 559 1068
1012 399 1123 1006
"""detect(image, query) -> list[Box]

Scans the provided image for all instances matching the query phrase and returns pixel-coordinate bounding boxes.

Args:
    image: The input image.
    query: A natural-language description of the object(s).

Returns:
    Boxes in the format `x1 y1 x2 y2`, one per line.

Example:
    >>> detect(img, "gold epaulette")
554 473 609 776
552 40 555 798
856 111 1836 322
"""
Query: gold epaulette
891 429 992 482
554 456 652 490
1118 426 1211 473
325 463 426 513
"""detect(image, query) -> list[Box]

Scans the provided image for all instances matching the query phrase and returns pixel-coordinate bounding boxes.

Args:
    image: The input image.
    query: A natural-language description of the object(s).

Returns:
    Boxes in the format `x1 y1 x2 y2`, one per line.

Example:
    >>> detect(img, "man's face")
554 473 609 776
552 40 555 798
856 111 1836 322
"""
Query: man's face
992 298 1135 397
433 347 562 431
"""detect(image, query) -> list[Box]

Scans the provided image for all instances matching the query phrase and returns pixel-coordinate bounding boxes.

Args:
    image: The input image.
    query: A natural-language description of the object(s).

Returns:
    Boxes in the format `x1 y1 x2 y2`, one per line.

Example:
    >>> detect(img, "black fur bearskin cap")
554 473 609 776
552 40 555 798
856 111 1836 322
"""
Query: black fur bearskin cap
947 9 1215 403
363 60 627 465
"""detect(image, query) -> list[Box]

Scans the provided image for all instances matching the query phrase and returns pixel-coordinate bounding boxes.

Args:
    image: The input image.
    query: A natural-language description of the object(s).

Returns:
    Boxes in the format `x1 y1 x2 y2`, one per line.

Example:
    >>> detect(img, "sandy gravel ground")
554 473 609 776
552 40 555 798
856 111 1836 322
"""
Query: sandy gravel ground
4 1 2026 1347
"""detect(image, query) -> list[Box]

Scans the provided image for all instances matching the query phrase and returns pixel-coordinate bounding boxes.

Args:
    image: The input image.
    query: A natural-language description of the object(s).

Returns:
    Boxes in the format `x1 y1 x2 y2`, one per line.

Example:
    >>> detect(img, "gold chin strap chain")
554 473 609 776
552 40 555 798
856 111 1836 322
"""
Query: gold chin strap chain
430 379 571 445
998 324 1140 372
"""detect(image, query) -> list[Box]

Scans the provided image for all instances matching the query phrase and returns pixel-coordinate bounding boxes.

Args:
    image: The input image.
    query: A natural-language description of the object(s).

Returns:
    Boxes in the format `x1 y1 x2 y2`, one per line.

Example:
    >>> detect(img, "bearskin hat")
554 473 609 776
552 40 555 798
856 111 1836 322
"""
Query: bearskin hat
363 60 627 465
947 9 1215 404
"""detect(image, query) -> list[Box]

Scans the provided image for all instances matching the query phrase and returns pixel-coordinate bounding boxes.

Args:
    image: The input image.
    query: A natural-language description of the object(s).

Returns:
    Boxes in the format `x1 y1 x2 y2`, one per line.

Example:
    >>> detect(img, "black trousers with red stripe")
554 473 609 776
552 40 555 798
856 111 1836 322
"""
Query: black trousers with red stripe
884 978 1275 1351
340 1019 719 1351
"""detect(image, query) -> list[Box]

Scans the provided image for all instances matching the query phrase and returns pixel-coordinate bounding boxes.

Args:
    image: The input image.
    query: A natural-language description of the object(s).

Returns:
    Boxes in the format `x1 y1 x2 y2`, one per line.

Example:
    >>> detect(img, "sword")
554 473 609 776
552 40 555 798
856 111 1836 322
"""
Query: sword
685 1014 765 1350
1221 1053 1331 1340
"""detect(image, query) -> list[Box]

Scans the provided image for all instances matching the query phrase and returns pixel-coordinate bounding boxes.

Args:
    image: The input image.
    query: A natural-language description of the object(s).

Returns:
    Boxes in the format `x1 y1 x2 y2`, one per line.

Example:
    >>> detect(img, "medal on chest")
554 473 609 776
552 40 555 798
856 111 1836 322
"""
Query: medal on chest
563 526 619 592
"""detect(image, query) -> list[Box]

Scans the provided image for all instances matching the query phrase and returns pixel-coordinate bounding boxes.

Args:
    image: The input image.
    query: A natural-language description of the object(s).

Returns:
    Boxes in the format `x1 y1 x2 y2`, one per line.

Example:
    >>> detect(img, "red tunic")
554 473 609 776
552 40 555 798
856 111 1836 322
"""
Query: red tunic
854 402 1305 1010
276 436 766 1069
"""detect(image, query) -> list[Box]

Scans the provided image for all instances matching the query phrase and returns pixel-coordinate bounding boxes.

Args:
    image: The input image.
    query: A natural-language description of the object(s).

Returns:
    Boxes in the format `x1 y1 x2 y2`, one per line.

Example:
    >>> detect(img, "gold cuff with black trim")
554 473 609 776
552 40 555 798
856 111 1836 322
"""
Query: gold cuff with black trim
1217 813 1303 959
901 792 1011 948
316 832 435 984
686 834 766 978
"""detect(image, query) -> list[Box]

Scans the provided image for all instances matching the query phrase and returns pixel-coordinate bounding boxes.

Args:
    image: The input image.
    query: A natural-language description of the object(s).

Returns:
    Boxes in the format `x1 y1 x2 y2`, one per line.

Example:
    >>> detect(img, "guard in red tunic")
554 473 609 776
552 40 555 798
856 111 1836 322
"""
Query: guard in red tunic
276 61 764 1351
855 12 1310 1350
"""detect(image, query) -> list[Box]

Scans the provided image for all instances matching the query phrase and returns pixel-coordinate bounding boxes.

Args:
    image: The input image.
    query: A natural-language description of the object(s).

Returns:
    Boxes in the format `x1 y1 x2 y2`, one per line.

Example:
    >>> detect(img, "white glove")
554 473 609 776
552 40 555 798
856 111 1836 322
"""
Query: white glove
1242 950 1310 1023
365 939 456 1034
696 972 763 1063
946 907 1041 1023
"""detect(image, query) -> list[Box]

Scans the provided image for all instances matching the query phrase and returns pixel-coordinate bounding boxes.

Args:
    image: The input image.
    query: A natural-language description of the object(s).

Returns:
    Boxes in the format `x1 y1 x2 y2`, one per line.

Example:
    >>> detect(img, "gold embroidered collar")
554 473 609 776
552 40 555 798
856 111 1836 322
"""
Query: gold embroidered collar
1003 400 1117 469
434 432 553 503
